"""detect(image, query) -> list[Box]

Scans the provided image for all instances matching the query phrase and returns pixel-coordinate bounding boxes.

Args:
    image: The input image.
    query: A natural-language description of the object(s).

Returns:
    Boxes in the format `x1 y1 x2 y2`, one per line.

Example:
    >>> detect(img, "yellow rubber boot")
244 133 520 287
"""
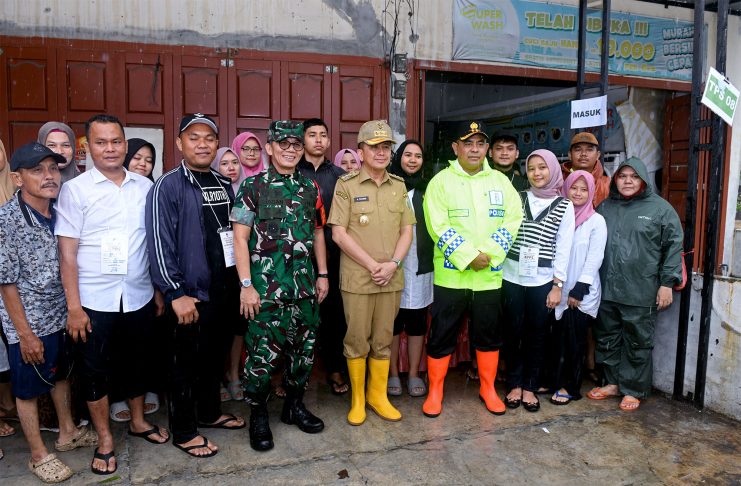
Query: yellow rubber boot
477 350 506 415
366 357 402 421
346 358 367 426
422 355 451 418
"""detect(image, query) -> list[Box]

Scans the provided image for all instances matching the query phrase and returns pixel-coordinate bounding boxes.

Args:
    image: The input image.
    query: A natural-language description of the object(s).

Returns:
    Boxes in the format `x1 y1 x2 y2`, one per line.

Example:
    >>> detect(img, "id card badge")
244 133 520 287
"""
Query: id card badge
219 228 236 268
519 245 539 277
101 230 128 275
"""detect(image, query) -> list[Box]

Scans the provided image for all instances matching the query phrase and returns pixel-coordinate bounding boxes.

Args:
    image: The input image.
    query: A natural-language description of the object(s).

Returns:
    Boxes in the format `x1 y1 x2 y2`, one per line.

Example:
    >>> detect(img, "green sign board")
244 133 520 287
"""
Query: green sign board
701 67 739 126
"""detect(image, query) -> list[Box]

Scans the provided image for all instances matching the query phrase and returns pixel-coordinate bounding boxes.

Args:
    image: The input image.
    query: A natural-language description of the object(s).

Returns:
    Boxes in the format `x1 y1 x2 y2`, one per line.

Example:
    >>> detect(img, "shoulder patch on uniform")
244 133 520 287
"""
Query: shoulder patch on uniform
389 173 405 182
336 190 349 200
340 170 359 181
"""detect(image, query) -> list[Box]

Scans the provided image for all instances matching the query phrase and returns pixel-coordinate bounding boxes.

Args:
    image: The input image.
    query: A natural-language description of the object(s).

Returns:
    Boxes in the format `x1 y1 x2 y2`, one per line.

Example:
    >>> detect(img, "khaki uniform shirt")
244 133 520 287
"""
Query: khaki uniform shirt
329 168 415 294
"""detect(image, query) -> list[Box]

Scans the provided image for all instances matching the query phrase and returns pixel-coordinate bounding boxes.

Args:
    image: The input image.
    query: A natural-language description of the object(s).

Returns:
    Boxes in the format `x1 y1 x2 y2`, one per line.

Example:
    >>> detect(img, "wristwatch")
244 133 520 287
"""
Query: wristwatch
391 258 401 267
241 278 252 288
553 280 563 288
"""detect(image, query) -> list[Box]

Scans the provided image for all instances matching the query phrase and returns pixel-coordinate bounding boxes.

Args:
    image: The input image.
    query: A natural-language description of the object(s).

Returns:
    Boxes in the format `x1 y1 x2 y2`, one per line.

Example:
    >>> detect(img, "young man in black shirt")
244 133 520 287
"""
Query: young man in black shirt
297 118 349 395
488 130 528 192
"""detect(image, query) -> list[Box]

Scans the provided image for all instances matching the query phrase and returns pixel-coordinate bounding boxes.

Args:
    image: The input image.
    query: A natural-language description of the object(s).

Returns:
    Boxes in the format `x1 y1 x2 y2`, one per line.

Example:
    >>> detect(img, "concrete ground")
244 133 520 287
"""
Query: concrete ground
1 367 740 485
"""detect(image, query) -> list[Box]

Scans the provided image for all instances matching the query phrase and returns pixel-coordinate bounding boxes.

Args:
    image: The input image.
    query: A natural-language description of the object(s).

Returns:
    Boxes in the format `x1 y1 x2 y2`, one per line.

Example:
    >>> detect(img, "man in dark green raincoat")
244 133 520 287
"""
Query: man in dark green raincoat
587 157 682 411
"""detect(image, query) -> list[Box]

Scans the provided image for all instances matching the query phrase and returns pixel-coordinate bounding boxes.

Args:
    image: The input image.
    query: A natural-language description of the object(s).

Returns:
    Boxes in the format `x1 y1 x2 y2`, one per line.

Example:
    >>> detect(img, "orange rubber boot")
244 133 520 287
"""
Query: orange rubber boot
422 355 451 418
476 350 506 415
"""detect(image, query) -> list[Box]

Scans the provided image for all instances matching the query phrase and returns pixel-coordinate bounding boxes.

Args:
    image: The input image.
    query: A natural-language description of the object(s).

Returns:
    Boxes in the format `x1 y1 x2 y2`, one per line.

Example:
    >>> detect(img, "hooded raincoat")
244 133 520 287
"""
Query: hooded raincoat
596 157 683 307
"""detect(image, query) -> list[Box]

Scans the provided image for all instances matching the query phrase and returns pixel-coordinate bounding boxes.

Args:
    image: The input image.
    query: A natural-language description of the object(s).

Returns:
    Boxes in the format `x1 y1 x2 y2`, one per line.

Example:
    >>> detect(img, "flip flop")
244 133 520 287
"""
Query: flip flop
387 376 402 396
523 397 540 413
587 387 620 400
0 419 15 437
90 448 117 475
549 391 574 406
619 396 641 412
198 413 245 430
327 378 349 396
174 436 218 458
128 424 170 444
407 376 427 397
0 406 18 421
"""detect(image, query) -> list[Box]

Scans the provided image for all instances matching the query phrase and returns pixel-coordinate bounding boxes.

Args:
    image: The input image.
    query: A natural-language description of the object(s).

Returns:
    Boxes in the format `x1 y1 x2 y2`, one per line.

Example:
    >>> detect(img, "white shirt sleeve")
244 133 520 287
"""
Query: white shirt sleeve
577 214 607 286
552 200 575 283
54 182 83 238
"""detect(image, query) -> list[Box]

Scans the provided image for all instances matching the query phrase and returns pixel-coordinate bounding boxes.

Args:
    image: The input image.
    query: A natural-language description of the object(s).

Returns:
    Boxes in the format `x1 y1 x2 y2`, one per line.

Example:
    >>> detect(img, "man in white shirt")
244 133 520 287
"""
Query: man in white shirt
56 115 169 476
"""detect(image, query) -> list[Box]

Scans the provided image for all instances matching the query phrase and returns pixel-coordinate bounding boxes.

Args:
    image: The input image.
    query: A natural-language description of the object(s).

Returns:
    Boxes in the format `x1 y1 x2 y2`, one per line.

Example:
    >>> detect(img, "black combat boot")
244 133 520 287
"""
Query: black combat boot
280 386 324 433
249 403 274 451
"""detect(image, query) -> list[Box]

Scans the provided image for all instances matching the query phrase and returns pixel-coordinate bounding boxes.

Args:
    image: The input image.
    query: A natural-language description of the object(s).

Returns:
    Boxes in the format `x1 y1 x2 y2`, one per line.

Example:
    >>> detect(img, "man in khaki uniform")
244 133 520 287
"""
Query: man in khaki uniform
329 120 414 426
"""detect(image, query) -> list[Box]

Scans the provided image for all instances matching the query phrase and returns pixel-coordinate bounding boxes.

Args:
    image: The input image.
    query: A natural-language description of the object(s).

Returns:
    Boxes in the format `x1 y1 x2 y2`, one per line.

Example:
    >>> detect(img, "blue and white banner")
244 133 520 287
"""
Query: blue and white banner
452 0 694 81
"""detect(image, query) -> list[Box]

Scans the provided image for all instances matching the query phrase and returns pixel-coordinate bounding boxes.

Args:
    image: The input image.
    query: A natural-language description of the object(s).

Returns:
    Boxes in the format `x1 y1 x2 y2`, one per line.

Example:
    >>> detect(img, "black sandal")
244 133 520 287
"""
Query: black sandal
505 390 522 409
128 424 170 444
90 448 117 475
198 413 246 430
174 436 218 458
523 397 540 413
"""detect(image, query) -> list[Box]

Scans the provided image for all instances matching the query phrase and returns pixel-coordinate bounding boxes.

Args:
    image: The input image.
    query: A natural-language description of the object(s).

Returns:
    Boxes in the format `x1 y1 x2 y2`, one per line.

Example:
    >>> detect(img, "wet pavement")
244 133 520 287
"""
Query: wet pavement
1 366 740 485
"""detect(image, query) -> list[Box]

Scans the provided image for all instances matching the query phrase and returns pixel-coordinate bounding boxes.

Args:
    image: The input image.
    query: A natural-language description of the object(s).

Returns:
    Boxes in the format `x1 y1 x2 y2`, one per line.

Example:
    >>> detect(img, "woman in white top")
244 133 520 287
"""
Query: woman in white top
387 140 434 397
550 170 607 405
502 149 575 412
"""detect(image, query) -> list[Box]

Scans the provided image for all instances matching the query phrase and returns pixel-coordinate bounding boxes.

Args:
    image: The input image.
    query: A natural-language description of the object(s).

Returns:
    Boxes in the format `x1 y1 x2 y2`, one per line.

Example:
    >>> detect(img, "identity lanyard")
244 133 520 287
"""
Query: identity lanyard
190 169 236 267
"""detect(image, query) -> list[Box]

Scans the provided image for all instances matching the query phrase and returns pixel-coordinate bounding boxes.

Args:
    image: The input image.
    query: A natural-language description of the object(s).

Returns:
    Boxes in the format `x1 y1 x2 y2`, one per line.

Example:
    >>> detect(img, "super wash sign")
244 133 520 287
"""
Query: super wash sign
452 0 693 81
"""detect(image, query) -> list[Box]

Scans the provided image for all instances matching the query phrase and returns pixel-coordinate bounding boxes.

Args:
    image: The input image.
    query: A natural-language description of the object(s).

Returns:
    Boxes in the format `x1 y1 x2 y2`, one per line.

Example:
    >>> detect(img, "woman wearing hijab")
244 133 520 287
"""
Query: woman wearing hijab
37 122 80 184
124 138 156 181
231 132 267 192
210 147 246 401
386 140 434 397
0 140 17 446
333 148 362 172
550 171 606 406
502 149 575 412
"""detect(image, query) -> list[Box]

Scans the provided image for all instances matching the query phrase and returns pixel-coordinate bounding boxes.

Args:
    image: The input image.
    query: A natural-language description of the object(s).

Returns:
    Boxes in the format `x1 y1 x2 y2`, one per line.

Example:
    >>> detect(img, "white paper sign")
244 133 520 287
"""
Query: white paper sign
519 245 539 277
570 95 608 129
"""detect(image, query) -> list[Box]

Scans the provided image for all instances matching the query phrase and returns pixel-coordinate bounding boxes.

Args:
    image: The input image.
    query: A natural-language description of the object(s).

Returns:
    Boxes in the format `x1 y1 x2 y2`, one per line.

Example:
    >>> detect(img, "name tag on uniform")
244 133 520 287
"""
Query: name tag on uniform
101 230 128 275
219 228 236 268
354 196 369 202
489 191 503 206
448 209 469 218
519 245 539 277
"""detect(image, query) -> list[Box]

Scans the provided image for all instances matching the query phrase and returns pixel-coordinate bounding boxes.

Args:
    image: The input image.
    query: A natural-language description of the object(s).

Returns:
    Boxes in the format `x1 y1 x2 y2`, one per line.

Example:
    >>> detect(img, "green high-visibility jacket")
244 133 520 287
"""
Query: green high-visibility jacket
423 159 523 291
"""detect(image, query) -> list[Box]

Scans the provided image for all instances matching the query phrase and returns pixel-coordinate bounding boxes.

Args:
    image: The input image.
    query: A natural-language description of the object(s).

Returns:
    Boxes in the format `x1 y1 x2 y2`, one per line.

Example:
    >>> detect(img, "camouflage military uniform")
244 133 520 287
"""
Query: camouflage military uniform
230 165 326 399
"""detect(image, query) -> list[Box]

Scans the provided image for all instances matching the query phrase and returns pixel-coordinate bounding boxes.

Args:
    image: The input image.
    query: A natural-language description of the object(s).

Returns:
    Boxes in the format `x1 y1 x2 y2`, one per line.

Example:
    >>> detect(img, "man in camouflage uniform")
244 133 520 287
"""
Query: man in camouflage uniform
231 120 329 451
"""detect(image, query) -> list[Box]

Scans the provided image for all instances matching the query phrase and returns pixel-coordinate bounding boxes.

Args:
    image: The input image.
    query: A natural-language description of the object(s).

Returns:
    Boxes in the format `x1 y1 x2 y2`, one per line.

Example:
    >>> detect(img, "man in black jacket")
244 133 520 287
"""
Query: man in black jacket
146 114 245 459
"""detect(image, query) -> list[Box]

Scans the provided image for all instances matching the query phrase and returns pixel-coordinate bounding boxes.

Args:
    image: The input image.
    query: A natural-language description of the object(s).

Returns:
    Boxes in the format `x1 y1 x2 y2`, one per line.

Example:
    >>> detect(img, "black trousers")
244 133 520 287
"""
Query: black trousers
551 308 591 399
427 286 502 359
167 297 232 444
75 300 155 402
316 247 347 375
502 280 552 392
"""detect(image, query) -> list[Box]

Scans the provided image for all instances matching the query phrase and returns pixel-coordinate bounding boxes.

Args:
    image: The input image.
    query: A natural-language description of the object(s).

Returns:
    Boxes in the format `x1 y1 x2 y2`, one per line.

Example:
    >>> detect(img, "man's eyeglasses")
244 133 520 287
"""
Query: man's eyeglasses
241 145 261 154
277 140 304 151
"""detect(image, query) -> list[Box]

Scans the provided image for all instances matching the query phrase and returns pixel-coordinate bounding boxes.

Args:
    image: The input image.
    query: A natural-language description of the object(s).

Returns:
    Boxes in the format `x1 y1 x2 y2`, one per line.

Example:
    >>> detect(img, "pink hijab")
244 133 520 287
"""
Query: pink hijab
333 148 361 170
210 147 241 195
563 170 596 228
231 131 267 189
526 149 563 199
